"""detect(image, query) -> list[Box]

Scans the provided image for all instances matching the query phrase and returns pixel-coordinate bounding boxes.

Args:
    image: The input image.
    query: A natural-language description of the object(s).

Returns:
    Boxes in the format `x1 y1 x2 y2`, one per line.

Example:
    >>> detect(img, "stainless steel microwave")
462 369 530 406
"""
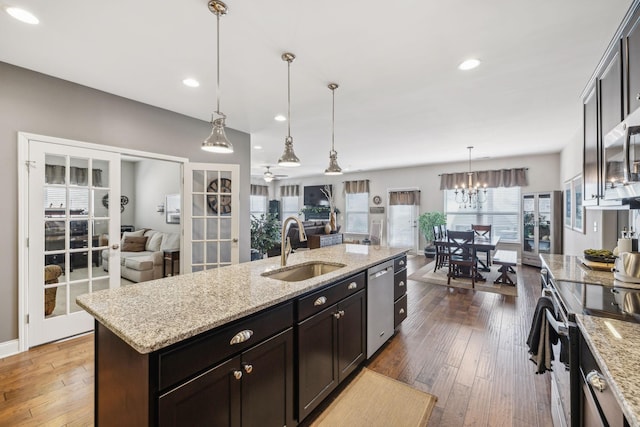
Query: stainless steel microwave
603 107 640 200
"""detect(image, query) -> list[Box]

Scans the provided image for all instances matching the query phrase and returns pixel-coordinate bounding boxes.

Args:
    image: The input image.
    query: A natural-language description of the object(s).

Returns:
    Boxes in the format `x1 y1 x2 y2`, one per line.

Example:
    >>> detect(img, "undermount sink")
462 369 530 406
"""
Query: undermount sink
261 261 346 282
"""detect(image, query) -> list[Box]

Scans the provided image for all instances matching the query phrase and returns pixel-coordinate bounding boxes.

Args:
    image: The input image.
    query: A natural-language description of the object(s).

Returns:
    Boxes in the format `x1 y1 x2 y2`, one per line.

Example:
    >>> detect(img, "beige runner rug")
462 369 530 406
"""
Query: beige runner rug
408 261 518 297
311 368 436 427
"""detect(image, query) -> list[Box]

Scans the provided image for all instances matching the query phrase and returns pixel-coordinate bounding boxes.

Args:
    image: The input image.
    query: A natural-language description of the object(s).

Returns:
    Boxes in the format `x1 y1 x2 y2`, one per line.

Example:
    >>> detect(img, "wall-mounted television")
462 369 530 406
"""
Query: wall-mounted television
304 185 331 206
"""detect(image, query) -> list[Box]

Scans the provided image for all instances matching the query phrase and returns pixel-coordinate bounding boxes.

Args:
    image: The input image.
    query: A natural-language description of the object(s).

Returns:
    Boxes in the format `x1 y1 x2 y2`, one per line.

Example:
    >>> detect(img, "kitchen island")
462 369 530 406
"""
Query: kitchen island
77 244 408 426
541 254 640 426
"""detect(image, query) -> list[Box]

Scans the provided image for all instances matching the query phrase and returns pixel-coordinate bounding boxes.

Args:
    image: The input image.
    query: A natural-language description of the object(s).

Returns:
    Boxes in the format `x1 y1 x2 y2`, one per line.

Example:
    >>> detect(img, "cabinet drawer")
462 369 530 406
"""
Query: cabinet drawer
394 255 407 272
394 269 407 301
158 302 293 390
297 272 365 321
394 294 407 328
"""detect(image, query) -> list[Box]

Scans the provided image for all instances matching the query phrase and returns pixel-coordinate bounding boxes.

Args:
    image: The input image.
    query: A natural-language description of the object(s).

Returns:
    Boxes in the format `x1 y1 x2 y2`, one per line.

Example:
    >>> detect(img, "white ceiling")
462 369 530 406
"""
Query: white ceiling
0 0 633 180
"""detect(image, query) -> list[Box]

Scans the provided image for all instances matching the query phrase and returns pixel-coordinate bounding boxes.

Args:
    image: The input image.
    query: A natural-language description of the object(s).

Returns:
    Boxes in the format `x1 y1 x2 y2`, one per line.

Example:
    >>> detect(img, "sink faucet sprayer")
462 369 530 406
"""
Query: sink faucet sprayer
281 216 307 267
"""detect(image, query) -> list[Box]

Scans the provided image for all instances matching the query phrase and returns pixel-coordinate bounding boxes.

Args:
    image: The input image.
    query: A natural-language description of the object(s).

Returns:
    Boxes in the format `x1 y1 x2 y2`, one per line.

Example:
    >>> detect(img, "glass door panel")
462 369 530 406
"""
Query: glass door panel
523 194 536 254
538 194 552 254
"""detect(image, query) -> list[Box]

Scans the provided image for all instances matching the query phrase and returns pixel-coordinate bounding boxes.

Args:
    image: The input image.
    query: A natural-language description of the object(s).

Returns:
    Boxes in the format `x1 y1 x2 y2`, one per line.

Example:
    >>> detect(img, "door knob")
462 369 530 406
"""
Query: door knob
232 238 238 243
243 364 253 374
233 370 242 380
111 244 120 250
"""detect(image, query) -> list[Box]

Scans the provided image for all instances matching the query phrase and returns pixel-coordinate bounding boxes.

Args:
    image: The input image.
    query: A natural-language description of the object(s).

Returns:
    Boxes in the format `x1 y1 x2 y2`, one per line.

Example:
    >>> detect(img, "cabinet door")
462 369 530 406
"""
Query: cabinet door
297 305 338 421
241 328 295 427
625 8 640 116
599 46 623 137
337 290 366 383
158 356 241 427
583 85 600 203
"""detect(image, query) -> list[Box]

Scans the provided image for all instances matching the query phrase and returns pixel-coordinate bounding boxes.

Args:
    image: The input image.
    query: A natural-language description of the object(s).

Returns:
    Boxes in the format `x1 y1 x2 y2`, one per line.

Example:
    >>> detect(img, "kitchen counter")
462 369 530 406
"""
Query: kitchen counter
576 314 640 427
540 254 640 426
77 244 407 354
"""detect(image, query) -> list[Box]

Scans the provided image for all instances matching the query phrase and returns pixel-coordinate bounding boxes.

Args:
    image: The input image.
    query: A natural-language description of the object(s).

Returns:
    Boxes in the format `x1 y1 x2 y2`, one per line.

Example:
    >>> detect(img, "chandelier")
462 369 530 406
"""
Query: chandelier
454 146 487 209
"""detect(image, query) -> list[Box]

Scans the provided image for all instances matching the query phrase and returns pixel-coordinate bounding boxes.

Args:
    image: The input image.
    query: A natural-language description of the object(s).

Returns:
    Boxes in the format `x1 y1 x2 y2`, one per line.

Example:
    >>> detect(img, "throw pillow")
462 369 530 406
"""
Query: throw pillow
160 232 180 251
122 236 148 252
145 231 163 252
120 229 145 248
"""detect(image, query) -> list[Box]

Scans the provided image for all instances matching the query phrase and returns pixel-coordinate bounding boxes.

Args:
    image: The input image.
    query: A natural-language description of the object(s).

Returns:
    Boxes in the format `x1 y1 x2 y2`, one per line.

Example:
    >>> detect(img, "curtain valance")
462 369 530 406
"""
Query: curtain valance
439 168 528 190
389 190 421 205
280 185 300 197
45 165 103 187
344 179 370 194
250 184 269 196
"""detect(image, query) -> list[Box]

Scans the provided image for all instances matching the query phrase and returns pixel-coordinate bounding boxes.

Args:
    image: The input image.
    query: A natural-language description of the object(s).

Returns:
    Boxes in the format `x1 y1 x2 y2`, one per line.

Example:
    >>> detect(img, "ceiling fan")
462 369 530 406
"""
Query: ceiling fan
263 166 288 183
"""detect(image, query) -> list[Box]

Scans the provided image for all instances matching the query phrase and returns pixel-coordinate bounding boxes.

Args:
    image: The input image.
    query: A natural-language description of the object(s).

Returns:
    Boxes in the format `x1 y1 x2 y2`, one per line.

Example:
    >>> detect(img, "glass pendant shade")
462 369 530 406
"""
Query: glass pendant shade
278 136 301 167
202 117 233 153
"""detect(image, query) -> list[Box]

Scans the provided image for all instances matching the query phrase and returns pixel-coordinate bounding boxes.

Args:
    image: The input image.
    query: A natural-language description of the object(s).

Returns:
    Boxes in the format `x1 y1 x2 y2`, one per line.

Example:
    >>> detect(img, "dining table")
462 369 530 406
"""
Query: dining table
434 234 501 281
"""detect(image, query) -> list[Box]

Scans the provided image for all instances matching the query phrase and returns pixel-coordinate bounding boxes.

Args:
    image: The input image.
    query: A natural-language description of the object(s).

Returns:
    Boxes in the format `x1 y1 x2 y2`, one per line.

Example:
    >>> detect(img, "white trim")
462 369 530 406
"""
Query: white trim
0 339 20 359
17 132 189 354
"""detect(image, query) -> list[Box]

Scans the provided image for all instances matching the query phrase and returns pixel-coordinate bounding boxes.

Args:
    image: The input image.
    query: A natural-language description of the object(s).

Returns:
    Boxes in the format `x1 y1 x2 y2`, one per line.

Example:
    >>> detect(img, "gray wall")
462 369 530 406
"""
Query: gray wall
0 61 251 343
132 159 181 233
120 160 136 227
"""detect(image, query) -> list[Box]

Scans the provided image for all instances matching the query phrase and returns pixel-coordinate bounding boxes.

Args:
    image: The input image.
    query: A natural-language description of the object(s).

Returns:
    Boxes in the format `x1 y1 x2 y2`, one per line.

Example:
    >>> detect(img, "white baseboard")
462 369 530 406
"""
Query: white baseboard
0 339 20 359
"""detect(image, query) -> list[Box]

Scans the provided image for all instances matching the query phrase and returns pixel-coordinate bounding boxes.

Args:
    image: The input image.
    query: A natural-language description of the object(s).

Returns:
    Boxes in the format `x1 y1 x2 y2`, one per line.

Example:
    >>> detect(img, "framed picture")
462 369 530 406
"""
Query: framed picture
564 180 572 229
165 194 181 224
572 175 584 233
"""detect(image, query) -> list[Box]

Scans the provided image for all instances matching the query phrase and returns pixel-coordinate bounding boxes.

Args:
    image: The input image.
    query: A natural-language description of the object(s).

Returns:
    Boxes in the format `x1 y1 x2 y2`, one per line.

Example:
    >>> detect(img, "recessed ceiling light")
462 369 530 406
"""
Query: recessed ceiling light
6 7 39 25
458 59 481 71
182 78 200 88
253 145 263 150
274 115 286 122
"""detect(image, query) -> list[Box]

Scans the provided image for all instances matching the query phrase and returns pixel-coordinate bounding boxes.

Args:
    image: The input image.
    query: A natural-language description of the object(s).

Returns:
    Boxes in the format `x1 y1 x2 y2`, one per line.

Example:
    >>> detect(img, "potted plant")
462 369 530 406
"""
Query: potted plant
250 213 281 259
418 211 447 258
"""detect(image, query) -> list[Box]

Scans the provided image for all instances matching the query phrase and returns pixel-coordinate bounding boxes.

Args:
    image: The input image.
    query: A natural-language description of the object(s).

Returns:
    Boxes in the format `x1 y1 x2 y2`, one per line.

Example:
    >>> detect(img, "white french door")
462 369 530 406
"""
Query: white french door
183 163 239 272
27 139 121 347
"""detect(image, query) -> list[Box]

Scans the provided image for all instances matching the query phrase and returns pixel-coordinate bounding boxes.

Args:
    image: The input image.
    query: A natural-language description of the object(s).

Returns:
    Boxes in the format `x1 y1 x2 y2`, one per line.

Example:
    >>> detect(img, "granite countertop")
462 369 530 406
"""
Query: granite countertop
540 254 615 286
576 315 640 427
76 244 407 354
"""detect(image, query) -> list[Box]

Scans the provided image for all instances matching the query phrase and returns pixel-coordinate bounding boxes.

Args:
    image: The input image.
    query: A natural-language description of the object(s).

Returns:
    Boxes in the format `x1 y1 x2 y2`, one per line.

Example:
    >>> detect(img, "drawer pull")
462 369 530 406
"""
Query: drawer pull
399 260 405 266
398 281 405 287
334 312 341 319
233 370 243 380
243 364 253 374
348 282 357 290
399 308 405 315
637 93 640 100
314 296 327 306
230 330 253 345
586 370 607 392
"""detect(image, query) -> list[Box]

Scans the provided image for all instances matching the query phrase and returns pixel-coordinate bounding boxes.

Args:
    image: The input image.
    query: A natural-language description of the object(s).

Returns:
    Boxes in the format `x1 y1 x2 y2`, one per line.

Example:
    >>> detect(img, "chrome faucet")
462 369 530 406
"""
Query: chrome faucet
281 216 307 267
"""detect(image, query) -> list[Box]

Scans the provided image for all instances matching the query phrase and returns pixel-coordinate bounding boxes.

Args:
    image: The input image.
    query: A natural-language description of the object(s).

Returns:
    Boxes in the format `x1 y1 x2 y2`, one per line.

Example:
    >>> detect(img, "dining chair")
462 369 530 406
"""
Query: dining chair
472 224 492 269
446 230 477 287
432 226 449 271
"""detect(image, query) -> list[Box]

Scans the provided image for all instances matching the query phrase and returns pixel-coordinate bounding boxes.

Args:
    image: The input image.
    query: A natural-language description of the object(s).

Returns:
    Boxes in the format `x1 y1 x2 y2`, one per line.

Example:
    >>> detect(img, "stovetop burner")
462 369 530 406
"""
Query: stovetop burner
554 280 640 324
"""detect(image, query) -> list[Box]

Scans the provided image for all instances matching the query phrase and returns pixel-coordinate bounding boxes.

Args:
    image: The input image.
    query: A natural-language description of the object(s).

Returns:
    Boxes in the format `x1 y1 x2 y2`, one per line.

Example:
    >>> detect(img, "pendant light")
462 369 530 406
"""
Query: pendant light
278 52 301 167
202 0 233 153
324 83 343 175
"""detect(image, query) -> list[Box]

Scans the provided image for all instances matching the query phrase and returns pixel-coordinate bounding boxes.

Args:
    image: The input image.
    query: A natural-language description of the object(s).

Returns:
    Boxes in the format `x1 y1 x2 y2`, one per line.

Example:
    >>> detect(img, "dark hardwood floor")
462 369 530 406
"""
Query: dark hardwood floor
0 255 551 426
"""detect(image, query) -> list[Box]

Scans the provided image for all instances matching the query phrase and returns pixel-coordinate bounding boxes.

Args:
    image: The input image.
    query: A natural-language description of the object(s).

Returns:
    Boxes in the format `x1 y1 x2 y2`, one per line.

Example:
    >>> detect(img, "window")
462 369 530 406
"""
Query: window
345 192 369 234
444 187 520 243
249 195 267 218
281 196 299 219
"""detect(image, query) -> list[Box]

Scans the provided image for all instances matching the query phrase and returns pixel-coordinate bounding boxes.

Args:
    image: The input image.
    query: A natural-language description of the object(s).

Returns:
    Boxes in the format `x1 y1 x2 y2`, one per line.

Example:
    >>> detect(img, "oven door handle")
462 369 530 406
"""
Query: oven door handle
545 308 573 337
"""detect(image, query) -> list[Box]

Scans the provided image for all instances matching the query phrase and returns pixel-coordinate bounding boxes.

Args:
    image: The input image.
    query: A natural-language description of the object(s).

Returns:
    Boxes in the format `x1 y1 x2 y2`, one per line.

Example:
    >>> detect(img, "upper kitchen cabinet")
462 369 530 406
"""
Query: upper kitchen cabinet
583 84 600 205
599 45 624 137
624 6 640 117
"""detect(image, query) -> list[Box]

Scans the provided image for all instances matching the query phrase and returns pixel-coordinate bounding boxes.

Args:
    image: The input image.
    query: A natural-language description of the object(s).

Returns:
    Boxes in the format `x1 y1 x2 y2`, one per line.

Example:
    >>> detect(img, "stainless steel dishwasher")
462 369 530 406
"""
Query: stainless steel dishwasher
367 260 394 358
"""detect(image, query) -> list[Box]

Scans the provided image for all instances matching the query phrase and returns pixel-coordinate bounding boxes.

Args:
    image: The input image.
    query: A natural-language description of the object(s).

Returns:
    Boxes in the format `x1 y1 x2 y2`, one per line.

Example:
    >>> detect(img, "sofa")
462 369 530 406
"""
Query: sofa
266 220 339 257
103 228 180 283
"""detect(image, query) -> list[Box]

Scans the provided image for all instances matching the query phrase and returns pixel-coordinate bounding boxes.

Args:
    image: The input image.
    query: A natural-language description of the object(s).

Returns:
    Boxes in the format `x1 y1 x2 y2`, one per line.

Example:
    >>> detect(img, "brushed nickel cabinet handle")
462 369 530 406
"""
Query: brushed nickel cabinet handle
348 282 357 290
314 296 327 306
233 370 242 380
338 310 345 317
399 260 405 266
586 370 607 392
636 93 640 100
398 281 405 287
243 364 253 374
230 330 253 345
334 312 341 319
399 308 405 315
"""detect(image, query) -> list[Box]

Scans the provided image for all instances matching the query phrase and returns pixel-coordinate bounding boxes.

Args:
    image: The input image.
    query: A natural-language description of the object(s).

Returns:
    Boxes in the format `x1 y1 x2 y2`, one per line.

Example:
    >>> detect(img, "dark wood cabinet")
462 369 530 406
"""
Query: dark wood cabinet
583 84 600 205
624 7 640 117
297 289 365 422
393 255 407 328
599 46 624 138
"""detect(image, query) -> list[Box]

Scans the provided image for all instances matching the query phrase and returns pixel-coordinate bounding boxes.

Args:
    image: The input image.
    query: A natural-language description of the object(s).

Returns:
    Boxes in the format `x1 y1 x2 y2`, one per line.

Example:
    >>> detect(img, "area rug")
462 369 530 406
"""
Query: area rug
408 261 518 297
311 368 436 427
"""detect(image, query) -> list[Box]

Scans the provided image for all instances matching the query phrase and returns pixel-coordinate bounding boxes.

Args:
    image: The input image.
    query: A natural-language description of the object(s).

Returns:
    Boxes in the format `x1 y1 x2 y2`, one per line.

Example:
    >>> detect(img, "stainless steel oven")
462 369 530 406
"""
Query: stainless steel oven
540 268 579 427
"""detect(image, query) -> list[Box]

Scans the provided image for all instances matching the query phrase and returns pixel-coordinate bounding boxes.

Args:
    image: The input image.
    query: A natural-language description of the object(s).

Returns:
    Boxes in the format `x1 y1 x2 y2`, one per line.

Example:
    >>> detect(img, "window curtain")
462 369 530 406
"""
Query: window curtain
344 179 370 194
45 165 103 187
389 190 421 205
439 168 528 190
250 184 269 196
280 185 300 197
